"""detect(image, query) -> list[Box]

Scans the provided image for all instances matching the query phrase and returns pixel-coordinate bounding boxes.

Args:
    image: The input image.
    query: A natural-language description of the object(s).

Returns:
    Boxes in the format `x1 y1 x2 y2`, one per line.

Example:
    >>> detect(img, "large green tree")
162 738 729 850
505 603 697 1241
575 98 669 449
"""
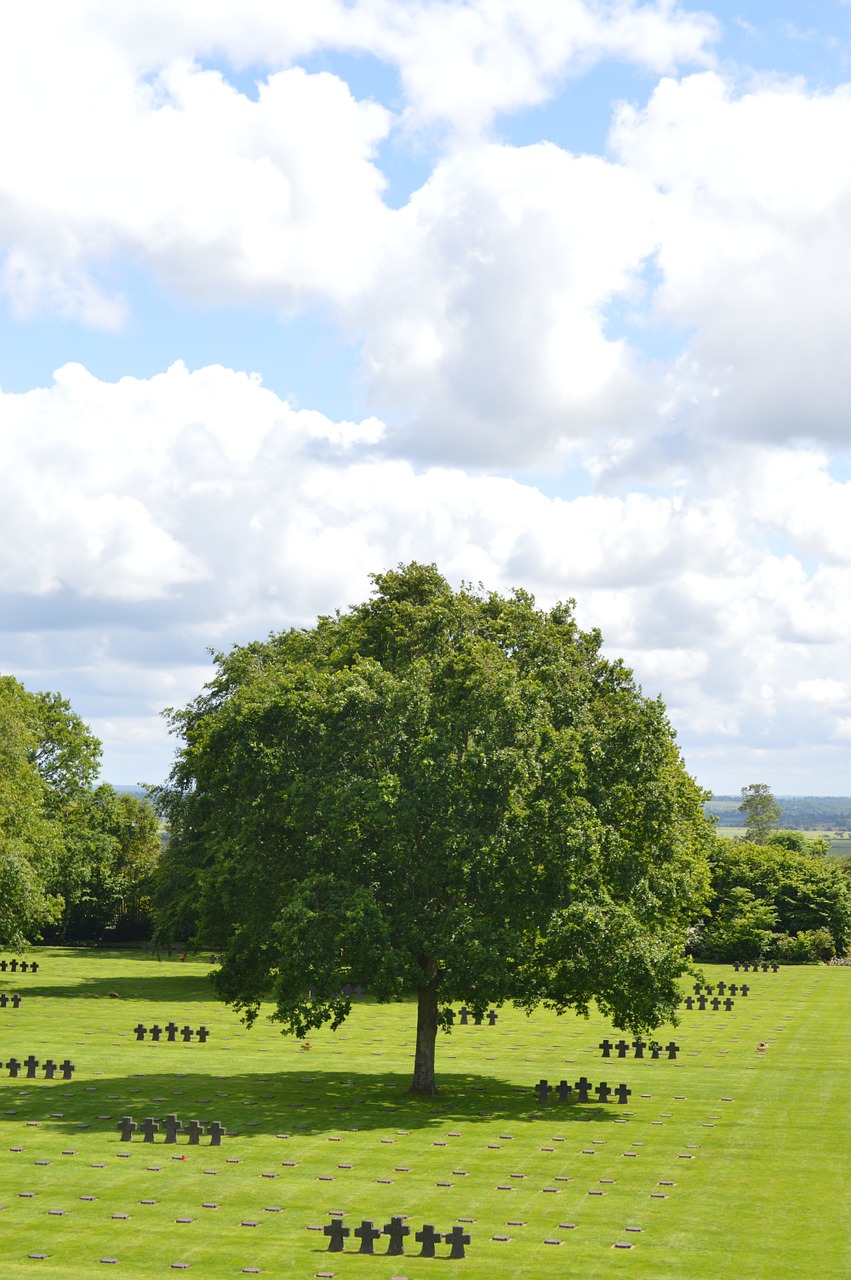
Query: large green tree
155 564 714 1094
738 783 783 843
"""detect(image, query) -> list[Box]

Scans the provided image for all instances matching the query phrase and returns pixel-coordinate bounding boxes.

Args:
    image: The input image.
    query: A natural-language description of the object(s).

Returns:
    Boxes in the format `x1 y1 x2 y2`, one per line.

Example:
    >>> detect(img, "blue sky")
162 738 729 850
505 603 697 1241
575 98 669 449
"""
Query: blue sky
2 0 851 792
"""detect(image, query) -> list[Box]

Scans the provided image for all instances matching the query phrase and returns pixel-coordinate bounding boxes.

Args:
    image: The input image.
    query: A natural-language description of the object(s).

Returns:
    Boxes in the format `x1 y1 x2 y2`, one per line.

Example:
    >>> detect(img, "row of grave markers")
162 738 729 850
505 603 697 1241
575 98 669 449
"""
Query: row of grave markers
734 961 778 971
599 1039 680 1059
693 981 749 995
0 993 22 1008
325 1216 469 1259
0 960 39 973
118 1114 226 1145
4 1056 74 1079
535 1077 632 1104
682 996 737 1011
134 1023 210 1042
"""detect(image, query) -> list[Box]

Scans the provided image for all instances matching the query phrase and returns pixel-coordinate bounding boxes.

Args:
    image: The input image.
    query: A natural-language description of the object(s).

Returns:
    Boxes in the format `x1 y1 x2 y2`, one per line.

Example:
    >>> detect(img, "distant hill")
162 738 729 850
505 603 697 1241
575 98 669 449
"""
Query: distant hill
705 796 851 830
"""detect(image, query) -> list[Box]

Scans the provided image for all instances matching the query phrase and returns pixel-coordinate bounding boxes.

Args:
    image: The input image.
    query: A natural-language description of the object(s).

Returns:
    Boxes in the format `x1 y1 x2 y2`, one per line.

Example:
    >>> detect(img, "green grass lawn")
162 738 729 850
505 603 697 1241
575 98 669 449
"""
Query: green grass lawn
0 950 848 1278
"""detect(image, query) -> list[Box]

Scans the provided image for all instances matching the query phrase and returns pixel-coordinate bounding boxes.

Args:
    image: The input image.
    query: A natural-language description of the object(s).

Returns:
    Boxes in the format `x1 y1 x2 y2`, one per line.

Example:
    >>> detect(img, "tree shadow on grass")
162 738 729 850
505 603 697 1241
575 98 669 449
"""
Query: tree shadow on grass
0 1068 624 1138
19 973 219 1003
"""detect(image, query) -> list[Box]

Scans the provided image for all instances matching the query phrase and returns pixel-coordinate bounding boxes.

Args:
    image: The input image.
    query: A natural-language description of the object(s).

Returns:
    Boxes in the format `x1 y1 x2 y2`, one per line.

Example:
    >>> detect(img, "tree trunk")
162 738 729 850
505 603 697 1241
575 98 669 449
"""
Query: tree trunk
409 962 439 1096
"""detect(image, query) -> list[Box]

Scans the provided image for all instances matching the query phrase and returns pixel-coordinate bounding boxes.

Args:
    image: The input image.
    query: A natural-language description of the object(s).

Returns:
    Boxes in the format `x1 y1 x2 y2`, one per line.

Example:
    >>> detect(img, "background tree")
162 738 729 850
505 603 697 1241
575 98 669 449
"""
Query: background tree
692 838 851 962
156 563 714 1095
739 783 783 843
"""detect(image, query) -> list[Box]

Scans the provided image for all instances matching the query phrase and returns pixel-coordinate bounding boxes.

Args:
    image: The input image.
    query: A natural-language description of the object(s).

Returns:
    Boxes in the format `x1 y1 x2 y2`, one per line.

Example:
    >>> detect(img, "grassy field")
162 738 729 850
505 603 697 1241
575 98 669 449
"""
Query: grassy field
0 950 848 1279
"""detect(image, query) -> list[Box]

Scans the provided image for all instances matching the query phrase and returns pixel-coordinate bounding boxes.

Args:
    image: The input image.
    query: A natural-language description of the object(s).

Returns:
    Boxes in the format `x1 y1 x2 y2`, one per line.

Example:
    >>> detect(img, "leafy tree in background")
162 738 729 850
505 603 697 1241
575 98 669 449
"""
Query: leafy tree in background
694 839 851 962
0 675 161 946
738 783 783 843
155 563 714 1095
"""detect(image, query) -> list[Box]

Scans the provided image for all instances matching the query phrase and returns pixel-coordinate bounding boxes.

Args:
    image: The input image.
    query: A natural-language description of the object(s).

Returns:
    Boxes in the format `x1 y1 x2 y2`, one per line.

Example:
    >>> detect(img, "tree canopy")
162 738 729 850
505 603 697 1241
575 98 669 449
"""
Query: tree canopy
155 563 715 1094
738 783 783 843
0 675 161 946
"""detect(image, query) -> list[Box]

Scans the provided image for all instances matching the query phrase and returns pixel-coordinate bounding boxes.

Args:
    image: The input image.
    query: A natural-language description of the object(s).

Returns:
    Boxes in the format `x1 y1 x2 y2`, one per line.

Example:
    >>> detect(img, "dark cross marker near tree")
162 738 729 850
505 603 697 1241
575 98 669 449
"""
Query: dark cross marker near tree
633 1038 646 1058
684 996 694 1010
459 1008 470 1026
384 1216 410 1255
599 1038 613 1058
649 1041 662 1059
666 1042 680 1060
445 1225 471 1258
324 1219 349 1252
118 1117 137 1142
615 1039 630 1058
354 1220 381 1254
152 564 715 1095
416 1224 442 1257
724 997 735 1011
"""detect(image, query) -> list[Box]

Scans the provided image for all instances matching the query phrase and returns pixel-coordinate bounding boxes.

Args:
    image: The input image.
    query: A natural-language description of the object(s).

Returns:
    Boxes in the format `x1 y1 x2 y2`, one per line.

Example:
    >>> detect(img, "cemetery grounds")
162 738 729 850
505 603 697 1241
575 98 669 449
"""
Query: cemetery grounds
0 950 848 1279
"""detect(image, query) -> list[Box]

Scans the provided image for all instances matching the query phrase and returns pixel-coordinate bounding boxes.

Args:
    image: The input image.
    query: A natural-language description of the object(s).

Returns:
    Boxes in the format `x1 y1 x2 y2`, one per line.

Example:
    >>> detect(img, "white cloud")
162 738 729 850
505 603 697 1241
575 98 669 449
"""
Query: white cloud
2 361 851 786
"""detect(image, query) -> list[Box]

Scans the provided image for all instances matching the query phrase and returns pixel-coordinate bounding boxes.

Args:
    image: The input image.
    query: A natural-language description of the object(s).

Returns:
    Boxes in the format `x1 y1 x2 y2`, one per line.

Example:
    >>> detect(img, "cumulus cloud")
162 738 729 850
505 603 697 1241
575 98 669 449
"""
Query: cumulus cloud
2 362 851 784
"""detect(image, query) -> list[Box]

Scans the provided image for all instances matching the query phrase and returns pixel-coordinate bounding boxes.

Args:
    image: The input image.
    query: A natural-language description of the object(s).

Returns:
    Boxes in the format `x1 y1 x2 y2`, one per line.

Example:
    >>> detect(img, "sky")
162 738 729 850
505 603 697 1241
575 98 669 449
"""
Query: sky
3 0 851 794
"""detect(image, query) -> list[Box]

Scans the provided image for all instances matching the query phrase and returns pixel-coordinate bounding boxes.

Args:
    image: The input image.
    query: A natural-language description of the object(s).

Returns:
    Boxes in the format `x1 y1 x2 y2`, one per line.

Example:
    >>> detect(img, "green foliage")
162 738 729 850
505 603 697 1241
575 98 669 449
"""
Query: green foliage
0 673 161 946
695 838 851 963
738 783 783 843
155 562 714 1092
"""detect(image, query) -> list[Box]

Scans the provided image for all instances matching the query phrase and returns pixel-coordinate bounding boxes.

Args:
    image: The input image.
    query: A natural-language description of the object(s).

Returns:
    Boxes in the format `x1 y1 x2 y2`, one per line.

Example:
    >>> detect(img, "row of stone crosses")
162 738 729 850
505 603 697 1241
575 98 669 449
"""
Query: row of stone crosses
4 1056 74 1079
693 981 749 995
0 960 39 972
682 995 737 1011
535 1077 633 1104
735 961 778 971
325 1216 470 1259
599 1038 680 1059
134 1023 210 1042
118 1114 226 1145
445 1007 498 1026
0 993 22 1008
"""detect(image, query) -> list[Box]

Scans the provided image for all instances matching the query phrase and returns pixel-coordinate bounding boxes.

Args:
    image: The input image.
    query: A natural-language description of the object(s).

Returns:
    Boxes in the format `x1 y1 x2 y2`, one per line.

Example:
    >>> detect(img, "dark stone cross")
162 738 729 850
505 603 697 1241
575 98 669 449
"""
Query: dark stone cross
487 1009 498 1026
354 1220 381 1254
710 998 721 1011
118 1117 137 1142
649 1041 662 1059
614 1083 631 1105
59 1059 74 1080
445 1225 471 1258
733 960 740 971
729 983 739 996
574 1076 592 1103
20 961 29 972
24 1054 39 1078
6 1057 21 1078
742 962 750 972
615 1039 630 1058
693 982 702 994
535 1079 551 1104
0 994 7 1008
134 1024 147 1041
459 1007 470 1025
0 960 6 971
761 962 770 972
771 962 779 972
165 1022 179 1042
383 1215 410 1255
163 1114 184 1143
665 1042 680 1060
697 995 707 1010
42 1059 57 1079
704 983 714 995
595 1081 612 1104
724 997 735 1011
632 1038 646 1059
717 981 727 995
11 993 22 1008
599 1038 613 1058
208 1120 226 1146
416 1224 442 1258
30 962 39 973
196 1026 209 1043
187 1119 205 1145
141 1117 159 1143
741 984 750 997
150 1025 162 1041
181 1026 193 1043
324 1219 349 1252
10 959 18 972
556 1080 573 1102
684 996 694 1010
